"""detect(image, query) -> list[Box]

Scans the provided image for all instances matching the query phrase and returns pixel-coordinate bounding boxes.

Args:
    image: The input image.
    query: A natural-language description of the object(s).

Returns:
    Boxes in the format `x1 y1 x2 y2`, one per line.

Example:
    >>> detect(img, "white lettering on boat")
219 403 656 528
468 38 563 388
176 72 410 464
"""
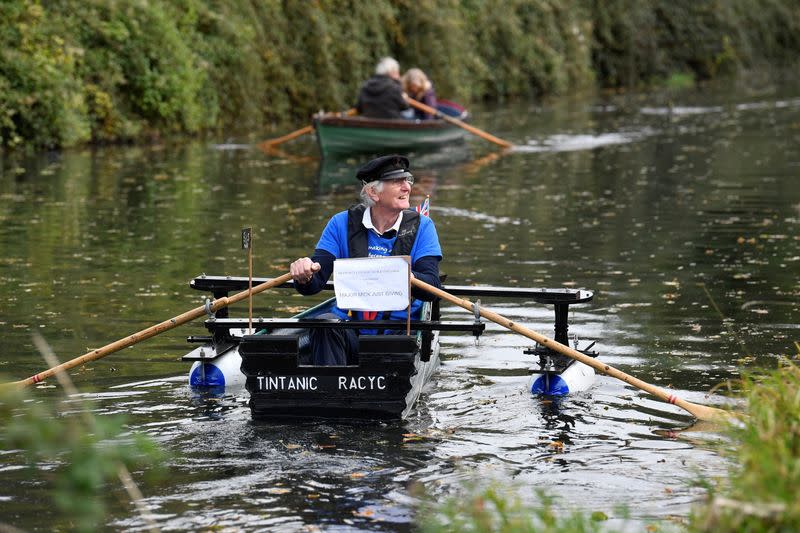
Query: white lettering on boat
255 375 387 391
338 375 386 390
256 376 318 391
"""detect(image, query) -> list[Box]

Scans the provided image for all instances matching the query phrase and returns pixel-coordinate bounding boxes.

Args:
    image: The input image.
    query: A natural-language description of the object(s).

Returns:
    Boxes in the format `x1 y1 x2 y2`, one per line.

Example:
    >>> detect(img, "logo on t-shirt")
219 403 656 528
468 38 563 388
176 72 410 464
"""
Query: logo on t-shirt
368 243 391 256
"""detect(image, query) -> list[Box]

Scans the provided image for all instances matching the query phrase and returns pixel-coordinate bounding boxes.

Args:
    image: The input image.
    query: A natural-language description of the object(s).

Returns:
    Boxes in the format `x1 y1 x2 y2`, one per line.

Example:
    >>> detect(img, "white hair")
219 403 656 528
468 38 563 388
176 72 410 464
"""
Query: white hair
375 57 400 76
359 180 384 207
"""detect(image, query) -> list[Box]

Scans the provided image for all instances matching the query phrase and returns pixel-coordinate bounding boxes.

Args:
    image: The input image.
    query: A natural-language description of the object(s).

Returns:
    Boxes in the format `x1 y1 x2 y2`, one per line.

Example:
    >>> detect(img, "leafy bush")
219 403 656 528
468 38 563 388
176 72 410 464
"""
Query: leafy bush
1 0 799 149
690 357 800 532
0 1 89 148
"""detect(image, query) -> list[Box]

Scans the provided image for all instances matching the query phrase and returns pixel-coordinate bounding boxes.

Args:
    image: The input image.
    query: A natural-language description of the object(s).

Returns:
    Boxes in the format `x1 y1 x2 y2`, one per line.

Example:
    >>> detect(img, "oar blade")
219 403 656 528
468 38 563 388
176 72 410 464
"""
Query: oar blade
404 97 514 148
680 400 736 422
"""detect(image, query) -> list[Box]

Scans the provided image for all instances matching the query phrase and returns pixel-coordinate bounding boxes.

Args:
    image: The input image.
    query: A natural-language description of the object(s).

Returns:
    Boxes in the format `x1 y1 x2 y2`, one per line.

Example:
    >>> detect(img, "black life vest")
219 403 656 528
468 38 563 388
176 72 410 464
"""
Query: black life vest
347 204 420 259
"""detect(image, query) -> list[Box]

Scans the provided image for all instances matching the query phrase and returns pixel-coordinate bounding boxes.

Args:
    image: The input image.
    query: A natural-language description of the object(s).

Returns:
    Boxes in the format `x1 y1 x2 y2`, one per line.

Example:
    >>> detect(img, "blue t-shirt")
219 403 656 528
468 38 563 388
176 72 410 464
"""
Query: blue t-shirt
316 210 442 322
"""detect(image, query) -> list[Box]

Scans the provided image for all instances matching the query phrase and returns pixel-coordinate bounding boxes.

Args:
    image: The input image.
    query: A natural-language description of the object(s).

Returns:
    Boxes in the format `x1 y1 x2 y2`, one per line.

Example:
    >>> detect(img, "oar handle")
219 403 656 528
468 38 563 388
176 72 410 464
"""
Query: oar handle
410 278 731 422
404 97 513 148
257 108 358 151
258 126 313 149
11 273 294 388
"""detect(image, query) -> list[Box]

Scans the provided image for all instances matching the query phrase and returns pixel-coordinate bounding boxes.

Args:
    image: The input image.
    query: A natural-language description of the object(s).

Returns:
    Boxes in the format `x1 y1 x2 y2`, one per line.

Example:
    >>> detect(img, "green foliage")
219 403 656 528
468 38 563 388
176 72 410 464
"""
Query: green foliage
0 381 168 532
0 1 90 148
415 481 617 532
665 72 696 90
1 0 799 149
463 0 593 99
51 0 216 140
689 356 800 532
590 0 800 88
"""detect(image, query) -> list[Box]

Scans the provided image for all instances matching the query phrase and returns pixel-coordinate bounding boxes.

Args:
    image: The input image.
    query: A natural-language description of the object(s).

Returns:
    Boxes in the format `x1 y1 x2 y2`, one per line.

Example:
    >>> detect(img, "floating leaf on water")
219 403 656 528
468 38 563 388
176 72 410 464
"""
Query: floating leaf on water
403 433 424 442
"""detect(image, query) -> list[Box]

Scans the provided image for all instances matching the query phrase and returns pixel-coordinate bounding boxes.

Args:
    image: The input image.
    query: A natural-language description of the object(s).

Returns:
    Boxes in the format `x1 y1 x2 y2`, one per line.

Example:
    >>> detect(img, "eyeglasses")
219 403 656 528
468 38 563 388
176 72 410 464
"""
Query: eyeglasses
386 176 414 186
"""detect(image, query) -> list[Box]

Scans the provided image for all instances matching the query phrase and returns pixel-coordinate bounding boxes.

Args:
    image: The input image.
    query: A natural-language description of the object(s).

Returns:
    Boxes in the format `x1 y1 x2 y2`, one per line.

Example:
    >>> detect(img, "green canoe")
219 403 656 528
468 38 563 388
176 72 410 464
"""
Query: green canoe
313 115 466 158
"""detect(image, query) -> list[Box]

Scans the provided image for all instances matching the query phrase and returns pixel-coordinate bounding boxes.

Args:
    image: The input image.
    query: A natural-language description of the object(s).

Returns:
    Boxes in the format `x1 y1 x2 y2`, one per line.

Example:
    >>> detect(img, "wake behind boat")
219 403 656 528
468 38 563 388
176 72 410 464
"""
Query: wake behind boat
183 274 598 421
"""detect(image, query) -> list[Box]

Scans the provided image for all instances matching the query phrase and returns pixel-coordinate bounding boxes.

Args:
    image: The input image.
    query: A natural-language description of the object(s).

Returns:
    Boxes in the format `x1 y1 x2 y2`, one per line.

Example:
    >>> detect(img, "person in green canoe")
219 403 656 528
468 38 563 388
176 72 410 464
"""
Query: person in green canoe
402 68 438 120
355 57 411 119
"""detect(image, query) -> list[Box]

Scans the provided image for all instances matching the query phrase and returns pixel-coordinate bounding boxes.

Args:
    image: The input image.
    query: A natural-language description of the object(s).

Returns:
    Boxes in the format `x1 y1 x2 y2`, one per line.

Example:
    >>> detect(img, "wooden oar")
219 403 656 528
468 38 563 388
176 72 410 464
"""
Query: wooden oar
257 125 313 151
404 97 514 149
9 273 293 388
411 278 732 422
257 108 358 152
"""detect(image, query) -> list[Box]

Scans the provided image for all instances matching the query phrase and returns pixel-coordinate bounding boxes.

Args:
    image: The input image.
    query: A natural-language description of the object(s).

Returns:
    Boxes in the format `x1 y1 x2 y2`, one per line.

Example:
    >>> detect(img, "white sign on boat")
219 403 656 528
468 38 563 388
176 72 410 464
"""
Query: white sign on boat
333 256 410 311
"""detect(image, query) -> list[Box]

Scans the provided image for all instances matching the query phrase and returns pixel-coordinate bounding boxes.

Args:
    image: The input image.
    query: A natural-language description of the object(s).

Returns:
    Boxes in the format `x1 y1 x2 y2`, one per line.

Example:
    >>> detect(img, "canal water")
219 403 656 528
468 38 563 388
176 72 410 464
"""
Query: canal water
2 79 799 531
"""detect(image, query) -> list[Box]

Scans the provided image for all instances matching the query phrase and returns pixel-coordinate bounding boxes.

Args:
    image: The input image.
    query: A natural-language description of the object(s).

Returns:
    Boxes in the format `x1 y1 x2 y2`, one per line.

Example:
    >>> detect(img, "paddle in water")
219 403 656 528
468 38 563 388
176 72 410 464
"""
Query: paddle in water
410 277 733 422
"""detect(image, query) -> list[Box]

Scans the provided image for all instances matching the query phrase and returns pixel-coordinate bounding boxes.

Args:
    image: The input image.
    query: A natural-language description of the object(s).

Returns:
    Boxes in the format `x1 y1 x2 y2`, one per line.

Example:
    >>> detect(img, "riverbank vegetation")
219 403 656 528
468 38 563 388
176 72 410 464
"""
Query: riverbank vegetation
0 337 166 532
415 354 800 532
2 0 799 150
689 356 800 532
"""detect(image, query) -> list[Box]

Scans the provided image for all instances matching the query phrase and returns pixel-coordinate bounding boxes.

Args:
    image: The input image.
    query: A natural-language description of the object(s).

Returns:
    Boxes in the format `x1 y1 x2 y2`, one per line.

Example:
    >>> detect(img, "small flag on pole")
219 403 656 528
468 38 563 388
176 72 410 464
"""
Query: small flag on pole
242 227 253 332
415 195 430 217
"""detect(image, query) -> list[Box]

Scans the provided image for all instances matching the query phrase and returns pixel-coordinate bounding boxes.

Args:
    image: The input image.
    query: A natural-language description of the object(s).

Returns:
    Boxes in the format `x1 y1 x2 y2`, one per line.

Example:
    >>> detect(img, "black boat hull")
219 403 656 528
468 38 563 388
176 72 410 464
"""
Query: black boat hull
240 333 439 420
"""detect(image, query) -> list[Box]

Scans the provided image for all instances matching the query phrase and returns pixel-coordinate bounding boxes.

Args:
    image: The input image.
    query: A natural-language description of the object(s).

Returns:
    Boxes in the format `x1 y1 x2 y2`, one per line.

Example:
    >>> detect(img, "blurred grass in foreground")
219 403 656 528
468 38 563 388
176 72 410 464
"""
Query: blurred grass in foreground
689 353 800 532
0 335 168 532
415 483 622 533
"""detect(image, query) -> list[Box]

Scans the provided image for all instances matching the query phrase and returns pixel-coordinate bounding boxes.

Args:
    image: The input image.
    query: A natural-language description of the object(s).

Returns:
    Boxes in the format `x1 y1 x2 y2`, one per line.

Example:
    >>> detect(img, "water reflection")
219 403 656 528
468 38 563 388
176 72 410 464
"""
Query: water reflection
2 80 799 530
110 385 437 530
315 143 475 194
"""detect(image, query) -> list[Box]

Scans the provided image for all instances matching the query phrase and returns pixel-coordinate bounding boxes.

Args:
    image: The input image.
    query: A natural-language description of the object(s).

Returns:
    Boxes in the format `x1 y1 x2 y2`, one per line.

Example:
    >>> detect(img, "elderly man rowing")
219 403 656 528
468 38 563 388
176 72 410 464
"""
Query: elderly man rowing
290 154 443 365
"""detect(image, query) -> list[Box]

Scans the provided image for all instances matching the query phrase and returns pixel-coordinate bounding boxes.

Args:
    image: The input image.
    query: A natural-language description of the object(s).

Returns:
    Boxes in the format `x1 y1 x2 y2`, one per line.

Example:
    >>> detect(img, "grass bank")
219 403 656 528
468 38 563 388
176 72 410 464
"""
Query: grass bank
689 356 800 532
2 0 799 149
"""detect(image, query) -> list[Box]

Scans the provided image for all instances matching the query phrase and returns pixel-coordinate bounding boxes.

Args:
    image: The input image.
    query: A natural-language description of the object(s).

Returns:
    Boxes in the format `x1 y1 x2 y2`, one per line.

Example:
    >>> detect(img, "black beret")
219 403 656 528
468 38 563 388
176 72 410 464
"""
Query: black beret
355 154 412 183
